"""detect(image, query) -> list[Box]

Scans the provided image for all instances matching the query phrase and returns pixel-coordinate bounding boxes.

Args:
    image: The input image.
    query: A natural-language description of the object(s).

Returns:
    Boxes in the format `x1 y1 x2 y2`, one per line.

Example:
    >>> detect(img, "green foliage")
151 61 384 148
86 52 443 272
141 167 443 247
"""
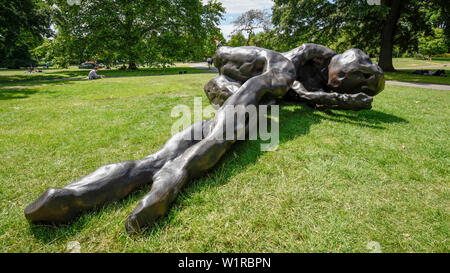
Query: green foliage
418 28 448 58
228 33 247 47
272 0 448 56
31 39 58 65
248 30 278 50
48 0 224 69
0 0 52 68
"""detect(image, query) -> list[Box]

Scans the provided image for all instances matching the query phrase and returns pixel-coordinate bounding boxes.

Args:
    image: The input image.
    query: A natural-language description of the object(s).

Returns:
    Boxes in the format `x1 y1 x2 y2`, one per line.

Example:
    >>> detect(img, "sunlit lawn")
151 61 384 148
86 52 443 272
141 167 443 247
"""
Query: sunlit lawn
385 69 450 85
0 65 209 82
391 57 450 68
370 57 450 68
0 74 448 252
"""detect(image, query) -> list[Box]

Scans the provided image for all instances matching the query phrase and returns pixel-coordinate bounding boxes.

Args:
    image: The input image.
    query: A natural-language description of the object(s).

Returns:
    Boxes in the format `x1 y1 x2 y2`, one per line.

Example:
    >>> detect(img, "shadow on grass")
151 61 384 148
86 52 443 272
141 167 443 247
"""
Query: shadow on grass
0 80 83 100
28 103 408 241
319 108 408 129
0 88 39 100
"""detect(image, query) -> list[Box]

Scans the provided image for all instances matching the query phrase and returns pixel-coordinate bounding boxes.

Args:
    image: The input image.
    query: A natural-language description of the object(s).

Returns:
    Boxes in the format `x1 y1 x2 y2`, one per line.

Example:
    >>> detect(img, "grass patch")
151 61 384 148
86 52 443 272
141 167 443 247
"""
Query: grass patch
0 66 210 82
0 74 448 252
391 57 450 68
385 69 450 85
371 57 450 68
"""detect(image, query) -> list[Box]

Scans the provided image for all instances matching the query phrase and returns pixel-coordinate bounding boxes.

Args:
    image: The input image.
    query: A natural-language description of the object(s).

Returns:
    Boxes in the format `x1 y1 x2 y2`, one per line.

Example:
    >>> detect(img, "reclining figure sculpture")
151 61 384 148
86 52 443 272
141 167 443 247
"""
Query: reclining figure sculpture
25 44 385 233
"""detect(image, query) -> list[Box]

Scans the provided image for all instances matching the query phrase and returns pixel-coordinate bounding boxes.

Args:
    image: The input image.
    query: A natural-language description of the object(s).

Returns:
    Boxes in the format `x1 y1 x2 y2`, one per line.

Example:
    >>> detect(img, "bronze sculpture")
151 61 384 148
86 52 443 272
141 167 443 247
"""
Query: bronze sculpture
25 44 385 233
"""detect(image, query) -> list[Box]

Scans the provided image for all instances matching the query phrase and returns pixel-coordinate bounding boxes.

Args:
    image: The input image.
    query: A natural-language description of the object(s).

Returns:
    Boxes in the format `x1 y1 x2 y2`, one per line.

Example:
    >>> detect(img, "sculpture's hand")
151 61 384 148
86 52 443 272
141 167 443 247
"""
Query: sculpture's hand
286 81 373 110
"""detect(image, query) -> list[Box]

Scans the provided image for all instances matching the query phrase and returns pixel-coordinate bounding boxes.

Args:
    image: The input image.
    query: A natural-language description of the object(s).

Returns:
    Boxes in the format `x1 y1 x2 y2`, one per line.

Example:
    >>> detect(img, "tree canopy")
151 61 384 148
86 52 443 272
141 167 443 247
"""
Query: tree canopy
2 0 448 70
272 0 449 71
0 0 52 68
48 0 224 69
419 28 448 58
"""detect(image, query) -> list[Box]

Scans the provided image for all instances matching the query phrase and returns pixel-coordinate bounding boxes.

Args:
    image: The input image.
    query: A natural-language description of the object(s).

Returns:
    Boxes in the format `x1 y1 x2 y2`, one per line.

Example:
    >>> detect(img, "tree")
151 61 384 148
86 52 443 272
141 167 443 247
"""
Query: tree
228 33 246 47
32 38 55 64
248 30 277 50
49 0 224 69
272 0 449 71
231 9 271 46
0 0 52 68
418 28 448 59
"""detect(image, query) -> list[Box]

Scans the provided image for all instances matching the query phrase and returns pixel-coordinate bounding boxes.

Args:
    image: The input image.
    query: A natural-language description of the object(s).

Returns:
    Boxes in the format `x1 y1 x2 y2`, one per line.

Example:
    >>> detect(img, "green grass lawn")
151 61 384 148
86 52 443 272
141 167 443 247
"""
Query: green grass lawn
385 69 450 85
390 57 450 68
371 57 450 68
0 74 448 252
0 66 210 82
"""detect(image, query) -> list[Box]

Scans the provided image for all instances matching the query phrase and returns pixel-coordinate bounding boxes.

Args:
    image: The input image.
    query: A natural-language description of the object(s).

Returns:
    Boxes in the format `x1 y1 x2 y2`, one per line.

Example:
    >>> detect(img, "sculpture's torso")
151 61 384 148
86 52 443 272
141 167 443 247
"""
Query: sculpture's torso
206 44 385 109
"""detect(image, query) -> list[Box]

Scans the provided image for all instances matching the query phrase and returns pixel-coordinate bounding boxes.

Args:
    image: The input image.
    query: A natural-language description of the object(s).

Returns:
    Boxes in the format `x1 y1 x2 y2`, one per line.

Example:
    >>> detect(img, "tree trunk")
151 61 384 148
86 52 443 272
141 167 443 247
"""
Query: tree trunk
378 0 404 72
246 31 253 46
128 61 137 70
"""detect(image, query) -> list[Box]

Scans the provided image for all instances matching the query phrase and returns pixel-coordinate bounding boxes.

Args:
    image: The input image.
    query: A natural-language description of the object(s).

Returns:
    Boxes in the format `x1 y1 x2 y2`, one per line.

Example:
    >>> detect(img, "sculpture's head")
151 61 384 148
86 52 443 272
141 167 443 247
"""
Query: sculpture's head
328 49 384 96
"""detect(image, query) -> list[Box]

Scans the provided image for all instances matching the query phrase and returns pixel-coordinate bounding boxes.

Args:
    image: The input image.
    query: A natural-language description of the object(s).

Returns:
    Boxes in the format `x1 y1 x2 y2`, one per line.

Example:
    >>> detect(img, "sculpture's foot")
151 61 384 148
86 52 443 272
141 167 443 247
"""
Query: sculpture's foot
24 188 80 224
125 191 170 234
125 165 188 234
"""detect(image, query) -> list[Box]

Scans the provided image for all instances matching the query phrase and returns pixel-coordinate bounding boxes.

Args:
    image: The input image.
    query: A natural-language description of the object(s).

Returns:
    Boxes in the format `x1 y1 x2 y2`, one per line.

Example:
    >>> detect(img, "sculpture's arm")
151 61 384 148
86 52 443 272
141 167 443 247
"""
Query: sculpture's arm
286 81 373 110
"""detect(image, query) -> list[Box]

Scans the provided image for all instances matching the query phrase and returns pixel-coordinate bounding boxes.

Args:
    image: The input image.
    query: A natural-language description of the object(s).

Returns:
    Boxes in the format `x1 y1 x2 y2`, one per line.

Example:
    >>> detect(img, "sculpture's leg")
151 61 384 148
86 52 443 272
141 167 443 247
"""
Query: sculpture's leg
25 120 210 224
125 67 296 233
125 121 235 233
286 81 373 110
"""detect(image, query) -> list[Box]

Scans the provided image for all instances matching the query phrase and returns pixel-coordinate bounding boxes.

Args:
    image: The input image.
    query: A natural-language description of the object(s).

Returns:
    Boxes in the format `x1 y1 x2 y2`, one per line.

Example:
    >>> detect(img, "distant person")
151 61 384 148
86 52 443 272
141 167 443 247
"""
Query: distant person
207 57 213 69
432 70 446 76
88 66 104 79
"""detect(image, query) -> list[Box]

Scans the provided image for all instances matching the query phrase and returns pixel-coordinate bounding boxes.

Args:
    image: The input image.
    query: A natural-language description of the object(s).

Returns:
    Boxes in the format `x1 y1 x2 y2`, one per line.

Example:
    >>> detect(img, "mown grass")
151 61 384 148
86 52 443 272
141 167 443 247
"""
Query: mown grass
371 57 450 68
0 74 448 253
391 57 450 68
385 69 450 85
0 66 210 82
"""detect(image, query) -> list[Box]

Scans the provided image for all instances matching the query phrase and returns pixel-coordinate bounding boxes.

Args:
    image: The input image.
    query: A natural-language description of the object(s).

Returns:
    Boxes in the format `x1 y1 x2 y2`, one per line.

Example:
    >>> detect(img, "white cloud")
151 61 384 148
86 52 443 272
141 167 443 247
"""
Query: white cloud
220 25 265 39
219 25 235 38
203 0 274 14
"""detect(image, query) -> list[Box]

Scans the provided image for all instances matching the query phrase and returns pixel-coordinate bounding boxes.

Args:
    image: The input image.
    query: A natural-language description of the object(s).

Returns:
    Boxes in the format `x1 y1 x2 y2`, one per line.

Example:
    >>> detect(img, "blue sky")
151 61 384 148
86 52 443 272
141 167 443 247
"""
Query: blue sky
203 0 275 39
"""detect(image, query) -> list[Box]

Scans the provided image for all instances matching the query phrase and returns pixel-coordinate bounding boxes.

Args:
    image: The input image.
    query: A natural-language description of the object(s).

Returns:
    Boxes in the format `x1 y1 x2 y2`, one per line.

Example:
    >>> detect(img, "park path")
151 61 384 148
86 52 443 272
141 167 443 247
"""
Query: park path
189 62 219 72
